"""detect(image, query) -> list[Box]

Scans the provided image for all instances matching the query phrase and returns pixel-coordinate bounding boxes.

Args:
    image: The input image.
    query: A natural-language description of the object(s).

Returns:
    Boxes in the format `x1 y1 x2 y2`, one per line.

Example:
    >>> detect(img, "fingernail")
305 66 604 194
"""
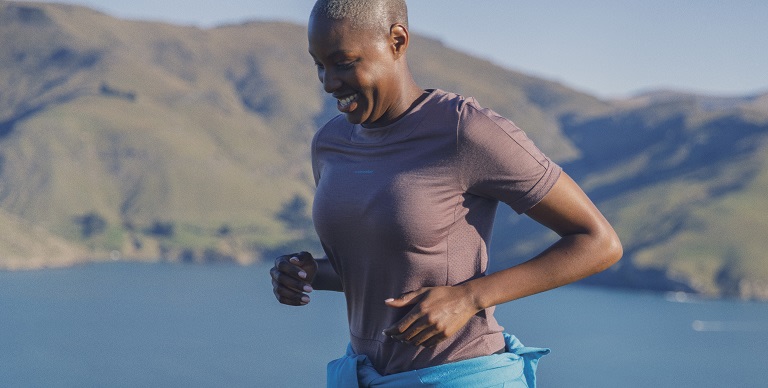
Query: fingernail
301 296 310 303
304 284 313 293
381 330 386 336
384 298 394 303
298 271 307 279
290 256 299 263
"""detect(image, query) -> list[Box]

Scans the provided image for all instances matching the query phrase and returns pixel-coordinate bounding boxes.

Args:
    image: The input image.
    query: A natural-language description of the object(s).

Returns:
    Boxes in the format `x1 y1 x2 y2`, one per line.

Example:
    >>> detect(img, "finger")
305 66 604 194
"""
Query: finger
383 308 423 337
274 253 299 266
273 282 310 306
275 253 310 275
270 266 312 291
394 317 432 344
421 332 448 348
409 326 440 347
384 289 426 308
288 251 315 269
383 290 429 336
275 258 309 281
271 267 313 294
270 264 312 305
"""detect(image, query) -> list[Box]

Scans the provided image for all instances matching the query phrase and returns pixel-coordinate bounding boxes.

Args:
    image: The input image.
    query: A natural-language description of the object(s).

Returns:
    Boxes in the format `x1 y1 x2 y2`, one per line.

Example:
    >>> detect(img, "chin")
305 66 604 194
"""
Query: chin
342 110 369 125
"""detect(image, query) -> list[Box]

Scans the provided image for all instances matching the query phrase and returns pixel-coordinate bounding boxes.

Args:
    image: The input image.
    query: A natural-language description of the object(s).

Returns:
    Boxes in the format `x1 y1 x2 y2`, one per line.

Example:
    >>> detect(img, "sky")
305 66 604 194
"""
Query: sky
27 0 768 99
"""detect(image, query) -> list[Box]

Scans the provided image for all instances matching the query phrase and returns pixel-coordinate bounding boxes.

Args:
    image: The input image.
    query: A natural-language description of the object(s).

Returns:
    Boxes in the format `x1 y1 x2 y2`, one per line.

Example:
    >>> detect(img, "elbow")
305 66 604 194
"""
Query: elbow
597 228 624 272
593 227 623 274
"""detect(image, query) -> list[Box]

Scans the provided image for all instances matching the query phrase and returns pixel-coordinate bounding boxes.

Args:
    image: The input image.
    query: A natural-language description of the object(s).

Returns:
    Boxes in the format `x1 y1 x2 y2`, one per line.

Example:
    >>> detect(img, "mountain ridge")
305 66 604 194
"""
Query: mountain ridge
1 1 767 299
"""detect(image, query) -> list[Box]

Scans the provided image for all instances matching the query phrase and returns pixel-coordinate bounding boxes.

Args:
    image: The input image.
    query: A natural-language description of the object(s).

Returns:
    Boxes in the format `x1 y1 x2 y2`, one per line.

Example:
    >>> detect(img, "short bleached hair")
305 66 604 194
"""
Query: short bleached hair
310 0 408 32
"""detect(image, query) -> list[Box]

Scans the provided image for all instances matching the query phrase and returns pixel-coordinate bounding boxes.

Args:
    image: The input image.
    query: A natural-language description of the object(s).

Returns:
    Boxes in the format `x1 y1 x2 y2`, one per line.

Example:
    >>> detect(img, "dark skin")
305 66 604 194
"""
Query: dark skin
307 15 424 127
270 14 623 349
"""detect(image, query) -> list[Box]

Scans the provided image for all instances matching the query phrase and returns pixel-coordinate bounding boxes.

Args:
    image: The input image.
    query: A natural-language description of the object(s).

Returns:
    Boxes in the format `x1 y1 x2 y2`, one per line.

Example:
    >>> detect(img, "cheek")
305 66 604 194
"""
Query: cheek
349 68 371 90
353 61 387 91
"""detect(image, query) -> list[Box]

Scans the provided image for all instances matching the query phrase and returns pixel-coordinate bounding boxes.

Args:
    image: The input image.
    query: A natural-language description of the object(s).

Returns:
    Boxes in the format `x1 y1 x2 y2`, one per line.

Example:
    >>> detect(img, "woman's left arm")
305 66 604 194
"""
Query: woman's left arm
384 172 622 347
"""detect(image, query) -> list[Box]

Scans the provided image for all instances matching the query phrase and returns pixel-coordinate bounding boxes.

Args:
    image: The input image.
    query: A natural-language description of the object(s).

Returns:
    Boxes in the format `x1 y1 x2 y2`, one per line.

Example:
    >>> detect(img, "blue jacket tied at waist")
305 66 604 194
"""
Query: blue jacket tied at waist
327 333 549 387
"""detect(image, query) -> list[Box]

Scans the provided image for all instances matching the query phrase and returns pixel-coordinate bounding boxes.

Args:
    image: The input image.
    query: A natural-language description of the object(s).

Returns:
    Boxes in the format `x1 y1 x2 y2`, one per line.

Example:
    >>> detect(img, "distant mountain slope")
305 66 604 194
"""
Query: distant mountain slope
561 95 768 299
1 2 767 299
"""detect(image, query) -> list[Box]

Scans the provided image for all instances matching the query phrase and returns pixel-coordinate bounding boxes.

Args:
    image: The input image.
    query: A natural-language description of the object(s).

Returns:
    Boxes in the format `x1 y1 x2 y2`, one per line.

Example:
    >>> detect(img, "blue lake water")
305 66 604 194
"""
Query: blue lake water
1 262 766 387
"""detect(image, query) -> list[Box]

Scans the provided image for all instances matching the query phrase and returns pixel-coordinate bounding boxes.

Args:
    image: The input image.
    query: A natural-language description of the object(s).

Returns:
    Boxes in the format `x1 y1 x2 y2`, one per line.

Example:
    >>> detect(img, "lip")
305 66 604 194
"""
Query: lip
335 93 359 114
332 92 356 100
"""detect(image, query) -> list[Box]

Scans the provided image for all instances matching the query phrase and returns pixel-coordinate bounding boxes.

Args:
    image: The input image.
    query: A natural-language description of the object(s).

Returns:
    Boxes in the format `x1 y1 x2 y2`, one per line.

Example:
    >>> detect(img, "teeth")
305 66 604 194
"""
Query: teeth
338 94 357 107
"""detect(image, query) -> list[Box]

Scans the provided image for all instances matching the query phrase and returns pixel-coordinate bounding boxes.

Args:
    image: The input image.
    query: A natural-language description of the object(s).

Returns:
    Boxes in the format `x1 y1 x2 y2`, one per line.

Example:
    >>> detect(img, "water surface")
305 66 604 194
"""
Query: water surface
1 262 766 387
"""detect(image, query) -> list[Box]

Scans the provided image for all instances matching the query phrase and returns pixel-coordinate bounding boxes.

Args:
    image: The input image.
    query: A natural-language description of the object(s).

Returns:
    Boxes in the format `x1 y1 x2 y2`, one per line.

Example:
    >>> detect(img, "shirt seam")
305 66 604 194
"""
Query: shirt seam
450 97 467 286
462 101 559 213
465 103 548 170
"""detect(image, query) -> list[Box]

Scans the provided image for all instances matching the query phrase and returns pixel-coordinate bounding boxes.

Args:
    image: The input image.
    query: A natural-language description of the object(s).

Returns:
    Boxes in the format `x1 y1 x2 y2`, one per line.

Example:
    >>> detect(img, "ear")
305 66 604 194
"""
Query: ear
389 23 409 59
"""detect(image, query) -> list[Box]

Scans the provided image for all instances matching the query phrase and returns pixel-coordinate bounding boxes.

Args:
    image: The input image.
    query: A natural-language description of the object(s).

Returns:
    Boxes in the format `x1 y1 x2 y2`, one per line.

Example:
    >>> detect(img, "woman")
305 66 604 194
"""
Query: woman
270 1 622 386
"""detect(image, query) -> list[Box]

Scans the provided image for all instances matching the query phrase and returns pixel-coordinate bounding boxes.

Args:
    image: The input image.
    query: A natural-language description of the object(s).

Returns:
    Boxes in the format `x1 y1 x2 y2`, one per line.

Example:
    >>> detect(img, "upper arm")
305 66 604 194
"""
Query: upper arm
458 105 561 213
525 172 620 247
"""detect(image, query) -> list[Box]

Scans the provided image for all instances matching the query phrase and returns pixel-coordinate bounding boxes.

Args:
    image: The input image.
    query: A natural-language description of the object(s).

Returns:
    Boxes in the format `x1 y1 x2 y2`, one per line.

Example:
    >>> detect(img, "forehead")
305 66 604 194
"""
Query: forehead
308 16 384 57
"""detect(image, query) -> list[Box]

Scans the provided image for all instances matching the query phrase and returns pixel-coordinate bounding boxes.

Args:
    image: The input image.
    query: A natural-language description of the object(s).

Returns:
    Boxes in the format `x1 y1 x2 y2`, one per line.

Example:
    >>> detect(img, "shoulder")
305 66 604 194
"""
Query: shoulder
452 95 529 149
312 115 350 183
459 96 515 129
428 89 498 118
418 90 527 148
312 114 354 155
314 114 348 142
424 89 472 116
424 90 521 139
312 114 348 162
454 95 554 174
412 89 479 136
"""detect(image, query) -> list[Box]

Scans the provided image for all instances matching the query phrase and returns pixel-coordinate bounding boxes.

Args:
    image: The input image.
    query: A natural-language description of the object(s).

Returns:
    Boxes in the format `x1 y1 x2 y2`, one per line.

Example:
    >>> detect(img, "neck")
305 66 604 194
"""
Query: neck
364 70 424 129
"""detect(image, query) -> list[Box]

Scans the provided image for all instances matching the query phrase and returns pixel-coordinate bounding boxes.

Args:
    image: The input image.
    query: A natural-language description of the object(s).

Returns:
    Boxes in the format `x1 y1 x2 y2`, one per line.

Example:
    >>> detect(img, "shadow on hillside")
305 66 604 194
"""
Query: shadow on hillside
0 107 45 139
484 110 768 295
561 113 767 203
578 259 697 293
2 44 103 139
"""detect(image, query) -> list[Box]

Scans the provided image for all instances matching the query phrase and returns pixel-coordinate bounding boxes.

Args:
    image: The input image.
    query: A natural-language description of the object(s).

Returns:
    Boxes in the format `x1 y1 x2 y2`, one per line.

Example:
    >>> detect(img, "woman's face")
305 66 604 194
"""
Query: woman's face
308 16 401 126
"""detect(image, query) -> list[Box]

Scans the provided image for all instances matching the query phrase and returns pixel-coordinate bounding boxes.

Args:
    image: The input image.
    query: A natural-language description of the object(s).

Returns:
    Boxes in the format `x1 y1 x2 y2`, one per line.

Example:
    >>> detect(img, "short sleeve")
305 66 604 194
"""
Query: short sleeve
458 100 562 214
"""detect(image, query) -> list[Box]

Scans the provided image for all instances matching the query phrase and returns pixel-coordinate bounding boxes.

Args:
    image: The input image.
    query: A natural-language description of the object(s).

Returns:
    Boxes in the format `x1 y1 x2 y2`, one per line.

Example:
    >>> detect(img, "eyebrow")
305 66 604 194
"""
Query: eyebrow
309 49 356 60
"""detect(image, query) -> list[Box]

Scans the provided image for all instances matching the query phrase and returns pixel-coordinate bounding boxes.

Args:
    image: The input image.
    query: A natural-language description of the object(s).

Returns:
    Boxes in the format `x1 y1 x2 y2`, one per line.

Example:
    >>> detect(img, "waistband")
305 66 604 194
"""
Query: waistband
326 333 549 387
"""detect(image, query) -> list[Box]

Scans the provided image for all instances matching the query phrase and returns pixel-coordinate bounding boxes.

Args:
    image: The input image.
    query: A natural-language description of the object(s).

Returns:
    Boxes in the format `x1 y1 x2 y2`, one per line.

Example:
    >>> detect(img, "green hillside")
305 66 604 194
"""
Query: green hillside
0 2 323 264
563 94 768 299
1 1 767 299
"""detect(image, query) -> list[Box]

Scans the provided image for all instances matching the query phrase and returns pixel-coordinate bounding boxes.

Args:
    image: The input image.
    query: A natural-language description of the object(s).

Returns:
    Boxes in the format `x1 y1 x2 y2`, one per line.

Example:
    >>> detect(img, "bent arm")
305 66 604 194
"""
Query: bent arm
383 172 622 347
312 257 344 292
462 172 622 309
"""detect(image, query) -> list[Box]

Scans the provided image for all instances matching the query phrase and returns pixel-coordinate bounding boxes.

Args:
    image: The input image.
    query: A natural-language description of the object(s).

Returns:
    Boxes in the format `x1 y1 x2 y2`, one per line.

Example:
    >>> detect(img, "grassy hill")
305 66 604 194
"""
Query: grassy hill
562 93 768 299
1 1 767 299
1 2 324 264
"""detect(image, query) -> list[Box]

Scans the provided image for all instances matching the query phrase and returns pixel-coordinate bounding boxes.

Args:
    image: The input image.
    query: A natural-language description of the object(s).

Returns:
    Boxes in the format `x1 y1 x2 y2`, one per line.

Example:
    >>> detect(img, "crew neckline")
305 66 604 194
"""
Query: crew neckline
350 89 438 145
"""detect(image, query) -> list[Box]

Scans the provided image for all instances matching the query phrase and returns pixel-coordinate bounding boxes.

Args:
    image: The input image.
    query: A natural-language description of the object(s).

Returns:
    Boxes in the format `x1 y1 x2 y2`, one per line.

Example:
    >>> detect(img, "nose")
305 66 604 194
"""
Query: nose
321 69 341 94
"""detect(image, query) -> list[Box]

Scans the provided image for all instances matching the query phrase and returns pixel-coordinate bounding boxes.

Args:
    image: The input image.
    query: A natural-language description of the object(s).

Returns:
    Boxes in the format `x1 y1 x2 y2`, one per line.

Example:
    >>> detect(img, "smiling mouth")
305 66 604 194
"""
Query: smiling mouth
336 93 359 113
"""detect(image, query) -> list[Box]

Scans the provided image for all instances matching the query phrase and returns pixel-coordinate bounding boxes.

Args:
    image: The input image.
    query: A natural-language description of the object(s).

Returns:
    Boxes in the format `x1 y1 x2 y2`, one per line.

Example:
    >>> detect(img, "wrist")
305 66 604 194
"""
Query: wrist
457 281 485 313
311 257 344 292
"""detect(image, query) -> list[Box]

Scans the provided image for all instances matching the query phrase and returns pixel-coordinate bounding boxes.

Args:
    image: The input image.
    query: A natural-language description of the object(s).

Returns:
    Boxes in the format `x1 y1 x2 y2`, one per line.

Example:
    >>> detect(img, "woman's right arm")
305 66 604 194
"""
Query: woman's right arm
270 251 343 306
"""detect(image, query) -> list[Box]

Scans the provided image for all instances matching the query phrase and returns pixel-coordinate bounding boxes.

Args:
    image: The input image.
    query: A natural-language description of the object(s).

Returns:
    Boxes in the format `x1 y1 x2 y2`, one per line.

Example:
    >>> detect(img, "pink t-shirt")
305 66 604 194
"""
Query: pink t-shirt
311 89 561 375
